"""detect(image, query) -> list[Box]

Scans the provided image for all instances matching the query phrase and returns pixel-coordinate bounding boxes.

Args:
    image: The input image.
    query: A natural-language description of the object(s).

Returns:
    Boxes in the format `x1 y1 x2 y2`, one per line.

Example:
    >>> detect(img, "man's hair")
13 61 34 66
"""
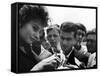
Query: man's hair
75 23 87 34
47 24 60 34
60 22 77 37
86 31 96 36
19 5 49 28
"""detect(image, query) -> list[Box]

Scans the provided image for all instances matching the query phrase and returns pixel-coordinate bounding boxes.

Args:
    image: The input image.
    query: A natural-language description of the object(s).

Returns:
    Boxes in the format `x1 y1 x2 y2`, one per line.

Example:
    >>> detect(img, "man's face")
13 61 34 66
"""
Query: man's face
86 34 96 53
76 30 85 42
60 31 77 52
47 29 60 48
19 20 43 44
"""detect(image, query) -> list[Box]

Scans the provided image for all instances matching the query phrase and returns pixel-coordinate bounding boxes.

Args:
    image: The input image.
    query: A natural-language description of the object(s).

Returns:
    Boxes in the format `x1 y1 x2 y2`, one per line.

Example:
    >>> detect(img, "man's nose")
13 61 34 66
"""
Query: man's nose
51 36 55 40
63 40 67 44
79 35 82 38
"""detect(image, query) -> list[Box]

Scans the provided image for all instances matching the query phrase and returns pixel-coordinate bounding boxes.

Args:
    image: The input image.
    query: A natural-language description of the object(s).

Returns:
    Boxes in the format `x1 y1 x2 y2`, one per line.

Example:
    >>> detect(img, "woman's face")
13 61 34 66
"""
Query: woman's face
19 20 43 45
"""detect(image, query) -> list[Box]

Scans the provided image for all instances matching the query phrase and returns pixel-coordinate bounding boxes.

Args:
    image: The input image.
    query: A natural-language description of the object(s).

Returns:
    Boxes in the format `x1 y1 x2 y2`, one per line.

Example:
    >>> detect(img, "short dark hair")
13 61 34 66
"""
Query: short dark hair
60 22 77 37
19 5 49 28
75 23 87 34
86 31 96 36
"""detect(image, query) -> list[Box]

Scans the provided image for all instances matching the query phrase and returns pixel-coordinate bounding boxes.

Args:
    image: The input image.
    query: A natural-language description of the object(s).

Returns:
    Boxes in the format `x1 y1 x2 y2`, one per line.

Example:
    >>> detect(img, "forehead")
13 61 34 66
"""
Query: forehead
47 29 59 35
60 31 74 38
87 34 96 40
25 20 43 29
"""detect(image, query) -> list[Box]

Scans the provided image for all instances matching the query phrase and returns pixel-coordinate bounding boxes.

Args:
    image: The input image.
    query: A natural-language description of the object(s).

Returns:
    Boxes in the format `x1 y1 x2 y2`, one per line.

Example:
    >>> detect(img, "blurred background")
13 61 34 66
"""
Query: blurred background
46 6 96 31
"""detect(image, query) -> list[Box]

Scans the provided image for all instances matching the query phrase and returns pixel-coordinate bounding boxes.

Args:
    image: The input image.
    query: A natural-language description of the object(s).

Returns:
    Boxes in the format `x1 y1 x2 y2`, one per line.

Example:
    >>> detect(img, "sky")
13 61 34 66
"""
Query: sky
45 6 96 31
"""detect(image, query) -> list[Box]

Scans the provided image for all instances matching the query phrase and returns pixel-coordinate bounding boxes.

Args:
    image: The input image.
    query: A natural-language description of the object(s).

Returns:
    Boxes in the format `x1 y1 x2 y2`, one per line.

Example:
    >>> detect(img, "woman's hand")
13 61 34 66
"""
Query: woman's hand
31 54 60 71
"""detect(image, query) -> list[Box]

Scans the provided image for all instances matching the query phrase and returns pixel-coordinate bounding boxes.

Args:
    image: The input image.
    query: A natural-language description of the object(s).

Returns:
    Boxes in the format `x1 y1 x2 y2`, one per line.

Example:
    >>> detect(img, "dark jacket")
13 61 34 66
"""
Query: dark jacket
18 43 41 73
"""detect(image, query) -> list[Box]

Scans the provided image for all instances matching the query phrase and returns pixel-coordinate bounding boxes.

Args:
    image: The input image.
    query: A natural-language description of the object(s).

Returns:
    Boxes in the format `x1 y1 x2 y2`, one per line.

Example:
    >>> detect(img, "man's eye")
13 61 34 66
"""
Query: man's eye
48 35 52 38
61 37 64 40
53 35 58 37
66 38 71 41
87 39 94 43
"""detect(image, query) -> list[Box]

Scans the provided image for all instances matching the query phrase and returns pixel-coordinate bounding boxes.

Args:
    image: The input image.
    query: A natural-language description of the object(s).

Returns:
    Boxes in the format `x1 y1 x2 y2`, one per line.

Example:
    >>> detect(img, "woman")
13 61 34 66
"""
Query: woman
18 4 58 72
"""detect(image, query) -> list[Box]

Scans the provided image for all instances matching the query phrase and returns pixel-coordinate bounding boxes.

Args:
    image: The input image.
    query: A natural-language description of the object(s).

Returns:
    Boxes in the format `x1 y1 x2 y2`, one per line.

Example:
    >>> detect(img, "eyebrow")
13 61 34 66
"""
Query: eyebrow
32 23 40 30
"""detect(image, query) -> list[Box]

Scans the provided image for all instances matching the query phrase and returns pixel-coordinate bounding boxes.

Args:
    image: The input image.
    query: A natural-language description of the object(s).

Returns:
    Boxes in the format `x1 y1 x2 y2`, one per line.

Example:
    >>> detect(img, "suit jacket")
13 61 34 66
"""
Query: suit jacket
66 50 76 65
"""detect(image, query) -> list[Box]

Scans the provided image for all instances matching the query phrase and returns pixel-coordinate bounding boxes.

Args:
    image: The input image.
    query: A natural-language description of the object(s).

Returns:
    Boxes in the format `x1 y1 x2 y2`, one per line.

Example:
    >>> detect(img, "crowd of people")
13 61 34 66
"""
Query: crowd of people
18 4 96 72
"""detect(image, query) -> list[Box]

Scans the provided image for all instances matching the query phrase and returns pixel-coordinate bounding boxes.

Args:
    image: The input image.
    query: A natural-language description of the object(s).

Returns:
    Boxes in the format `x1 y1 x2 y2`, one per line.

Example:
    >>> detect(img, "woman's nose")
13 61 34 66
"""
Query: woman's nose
32 32 40 41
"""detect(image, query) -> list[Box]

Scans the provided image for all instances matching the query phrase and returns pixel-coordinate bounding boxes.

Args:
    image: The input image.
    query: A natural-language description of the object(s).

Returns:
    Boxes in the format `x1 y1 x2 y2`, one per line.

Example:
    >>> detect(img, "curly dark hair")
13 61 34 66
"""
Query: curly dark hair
19 4 49 28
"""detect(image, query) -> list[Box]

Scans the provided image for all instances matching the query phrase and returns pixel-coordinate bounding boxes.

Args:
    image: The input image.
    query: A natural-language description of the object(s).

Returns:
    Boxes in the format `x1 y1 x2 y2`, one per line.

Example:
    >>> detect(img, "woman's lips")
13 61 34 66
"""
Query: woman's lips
31 36 39 42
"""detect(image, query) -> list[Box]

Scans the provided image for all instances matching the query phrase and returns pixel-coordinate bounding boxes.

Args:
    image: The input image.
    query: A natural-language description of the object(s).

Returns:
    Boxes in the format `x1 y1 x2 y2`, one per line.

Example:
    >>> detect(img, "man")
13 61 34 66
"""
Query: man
59 22 79 68
73 23 89 66
39 24 66 68
46 24 60 54
19 5 58 72
86 31 96 54
74 23 87 53
74 24 96 68
58 22 93 69
75 23 86 43
86 30 96 68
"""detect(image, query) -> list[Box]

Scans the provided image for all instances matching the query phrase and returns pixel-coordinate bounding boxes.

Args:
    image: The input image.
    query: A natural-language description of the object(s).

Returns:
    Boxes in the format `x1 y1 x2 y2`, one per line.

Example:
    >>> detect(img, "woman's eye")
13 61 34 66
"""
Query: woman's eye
32 26 39 32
